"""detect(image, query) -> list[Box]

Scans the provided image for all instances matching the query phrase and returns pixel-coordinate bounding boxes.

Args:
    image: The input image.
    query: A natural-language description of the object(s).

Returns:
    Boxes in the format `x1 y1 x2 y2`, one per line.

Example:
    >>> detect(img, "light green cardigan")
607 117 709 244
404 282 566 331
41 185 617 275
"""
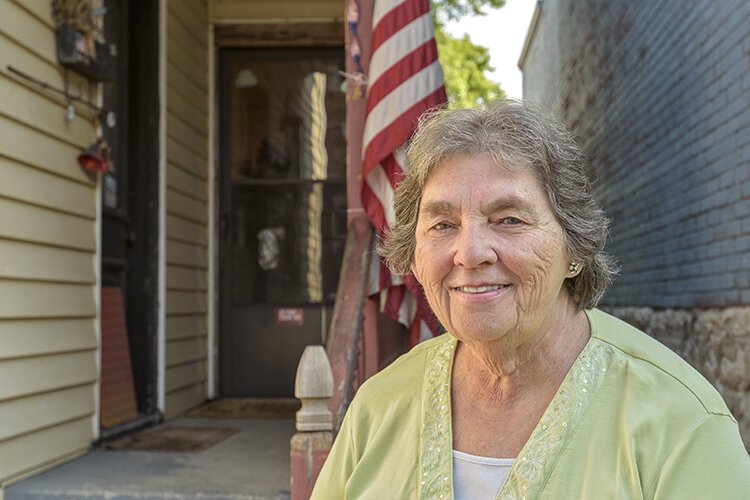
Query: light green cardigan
312 309 750 499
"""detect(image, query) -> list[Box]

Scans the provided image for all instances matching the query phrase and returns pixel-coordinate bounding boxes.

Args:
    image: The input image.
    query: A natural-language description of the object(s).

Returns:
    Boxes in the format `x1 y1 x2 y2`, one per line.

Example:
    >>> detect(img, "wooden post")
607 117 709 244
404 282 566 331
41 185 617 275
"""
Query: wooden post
290 346 334 499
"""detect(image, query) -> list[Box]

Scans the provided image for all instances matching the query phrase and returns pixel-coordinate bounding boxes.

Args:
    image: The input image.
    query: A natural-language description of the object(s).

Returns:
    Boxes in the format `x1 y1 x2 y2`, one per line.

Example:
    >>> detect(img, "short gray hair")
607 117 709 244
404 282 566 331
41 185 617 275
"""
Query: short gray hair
380 100 618 309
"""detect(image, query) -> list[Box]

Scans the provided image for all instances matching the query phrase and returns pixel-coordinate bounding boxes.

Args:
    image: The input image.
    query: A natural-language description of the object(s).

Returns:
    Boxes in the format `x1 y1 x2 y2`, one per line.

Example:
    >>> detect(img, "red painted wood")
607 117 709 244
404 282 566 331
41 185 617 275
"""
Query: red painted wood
100 286 139 428
290 432 332 499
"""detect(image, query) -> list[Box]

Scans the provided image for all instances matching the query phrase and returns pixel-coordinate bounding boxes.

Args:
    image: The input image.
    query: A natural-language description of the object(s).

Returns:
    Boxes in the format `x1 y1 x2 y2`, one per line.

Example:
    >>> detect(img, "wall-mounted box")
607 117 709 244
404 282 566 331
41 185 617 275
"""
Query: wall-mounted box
56 23 113 82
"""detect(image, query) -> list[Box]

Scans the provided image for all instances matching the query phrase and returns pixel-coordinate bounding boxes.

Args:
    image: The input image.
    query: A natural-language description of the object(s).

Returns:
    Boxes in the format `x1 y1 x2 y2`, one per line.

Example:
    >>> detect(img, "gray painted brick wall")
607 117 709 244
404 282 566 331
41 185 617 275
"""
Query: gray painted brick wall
522 0 750 308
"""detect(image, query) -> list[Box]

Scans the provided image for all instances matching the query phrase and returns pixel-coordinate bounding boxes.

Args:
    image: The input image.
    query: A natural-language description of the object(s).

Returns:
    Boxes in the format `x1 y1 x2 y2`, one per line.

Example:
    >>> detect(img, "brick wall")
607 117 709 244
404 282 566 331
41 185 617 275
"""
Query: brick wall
522 0 750 309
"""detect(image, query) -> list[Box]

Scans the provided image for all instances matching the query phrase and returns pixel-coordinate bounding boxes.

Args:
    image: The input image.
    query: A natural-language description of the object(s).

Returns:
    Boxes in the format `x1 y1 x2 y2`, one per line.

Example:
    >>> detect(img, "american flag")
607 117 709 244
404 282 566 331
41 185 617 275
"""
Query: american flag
361 0 447 344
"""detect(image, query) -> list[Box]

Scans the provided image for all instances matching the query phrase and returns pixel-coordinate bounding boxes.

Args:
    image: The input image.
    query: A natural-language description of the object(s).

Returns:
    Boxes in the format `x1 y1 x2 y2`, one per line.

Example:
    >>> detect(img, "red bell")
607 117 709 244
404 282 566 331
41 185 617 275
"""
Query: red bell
78 140 111 173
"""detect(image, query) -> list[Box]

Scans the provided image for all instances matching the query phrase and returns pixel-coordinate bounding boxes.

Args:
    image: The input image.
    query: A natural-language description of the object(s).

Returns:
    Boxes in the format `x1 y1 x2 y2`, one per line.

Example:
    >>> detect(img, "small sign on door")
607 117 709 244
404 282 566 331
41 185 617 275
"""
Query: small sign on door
276 307 304 326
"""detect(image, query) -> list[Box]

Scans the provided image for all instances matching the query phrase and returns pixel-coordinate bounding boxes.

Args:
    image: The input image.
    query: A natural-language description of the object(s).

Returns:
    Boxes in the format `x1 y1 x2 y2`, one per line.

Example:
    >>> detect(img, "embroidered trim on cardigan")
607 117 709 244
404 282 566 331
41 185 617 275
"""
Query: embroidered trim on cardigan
417 335 615 500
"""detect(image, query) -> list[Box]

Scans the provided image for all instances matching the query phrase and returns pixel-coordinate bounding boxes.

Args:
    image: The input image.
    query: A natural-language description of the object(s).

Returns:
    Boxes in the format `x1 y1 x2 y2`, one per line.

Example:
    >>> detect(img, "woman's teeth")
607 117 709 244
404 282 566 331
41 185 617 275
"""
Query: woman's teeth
456 285 505 293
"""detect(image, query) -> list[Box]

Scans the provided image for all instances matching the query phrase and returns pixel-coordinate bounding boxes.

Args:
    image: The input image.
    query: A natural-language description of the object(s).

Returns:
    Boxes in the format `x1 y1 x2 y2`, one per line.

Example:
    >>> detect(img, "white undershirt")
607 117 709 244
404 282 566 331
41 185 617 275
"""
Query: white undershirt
452 449 515 500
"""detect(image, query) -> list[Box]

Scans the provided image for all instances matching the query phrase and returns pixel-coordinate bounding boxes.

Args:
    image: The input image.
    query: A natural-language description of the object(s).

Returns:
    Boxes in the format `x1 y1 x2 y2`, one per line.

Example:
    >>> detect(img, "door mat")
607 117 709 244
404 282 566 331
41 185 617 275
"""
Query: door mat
104 426 238 452
186 398 301 419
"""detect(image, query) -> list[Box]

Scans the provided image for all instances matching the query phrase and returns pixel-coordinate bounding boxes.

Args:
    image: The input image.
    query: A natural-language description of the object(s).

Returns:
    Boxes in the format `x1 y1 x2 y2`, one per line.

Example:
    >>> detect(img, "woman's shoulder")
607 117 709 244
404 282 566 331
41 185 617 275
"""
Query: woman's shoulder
582 309 750 497
587 308 732 418
351 333 453 410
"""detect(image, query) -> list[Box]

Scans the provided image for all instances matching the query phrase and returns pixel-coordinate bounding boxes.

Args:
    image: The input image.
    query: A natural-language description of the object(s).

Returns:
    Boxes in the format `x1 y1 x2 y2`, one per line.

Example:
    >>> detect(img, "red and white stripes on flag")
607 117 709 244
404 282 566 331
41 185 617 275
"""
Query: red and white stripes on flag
361 0 447 344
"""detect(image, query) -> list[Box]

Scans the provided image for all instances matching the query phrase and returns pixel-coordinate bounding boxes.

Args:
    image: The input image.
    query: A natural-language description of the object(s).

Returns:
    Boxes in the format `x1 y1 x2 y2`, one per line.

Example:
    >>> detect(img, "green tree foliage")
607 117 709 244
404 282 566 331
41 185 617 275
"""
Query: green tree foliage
432 0 506 109
433 0 505 21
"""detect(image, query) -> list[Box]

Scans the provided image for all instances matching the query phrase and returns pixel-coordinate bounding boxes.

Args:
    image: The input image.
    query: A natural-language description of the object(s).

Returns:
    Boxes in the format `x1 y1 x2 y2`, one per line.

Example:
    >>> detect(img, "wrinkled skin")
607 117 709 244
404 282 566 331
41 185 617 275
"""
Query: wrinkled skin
411 153 577 378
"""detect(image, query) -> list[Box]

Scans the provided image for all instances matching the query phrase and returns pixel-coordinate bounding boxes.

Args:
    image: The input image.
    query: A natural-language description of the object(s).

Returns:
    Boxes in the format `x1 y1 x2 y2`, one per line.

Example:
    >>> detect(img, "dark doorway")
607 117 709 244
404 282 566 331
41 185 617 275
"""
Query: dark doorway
218 49 347 396
99 0 160 432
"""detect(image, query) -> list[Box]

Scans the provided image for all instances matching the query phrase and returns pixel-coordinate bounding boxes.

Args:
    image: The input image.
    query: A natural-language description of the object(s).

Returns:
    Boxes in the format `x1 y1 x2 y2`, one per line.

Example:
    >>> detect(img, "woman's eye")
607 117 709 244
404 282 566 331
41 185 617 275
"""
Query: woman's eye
491 215 524 226
432 222 452 231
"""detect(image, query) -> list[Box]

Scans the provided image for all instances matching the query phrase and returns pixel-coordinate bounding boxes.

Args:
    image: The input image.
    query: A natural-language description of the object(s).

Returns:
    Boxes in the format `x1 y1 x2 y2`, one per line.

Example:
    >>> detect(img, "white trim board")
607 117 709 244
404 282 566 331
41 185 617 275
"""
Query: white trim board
93 135 103 439
207 22 217 400
157 0 168 412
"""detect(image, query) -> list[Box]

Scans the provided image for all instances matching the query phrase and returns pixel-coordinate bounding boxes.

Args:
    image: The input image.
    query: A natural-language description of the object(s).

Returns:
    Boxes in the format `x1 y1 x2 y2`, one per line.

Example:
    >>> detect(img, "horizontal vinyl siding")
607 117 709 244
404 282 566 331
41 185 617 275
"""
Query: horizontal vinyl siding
0 156 96 218
0 114 93 184
166 315 208 341
167 137 207 179
167 162 207 201
0 416 93 480
0 319 96 359
0 240 95 284
0 385 94 442
0 281 96 319
164 0 209 419
0 0 98 483
0 197 95 251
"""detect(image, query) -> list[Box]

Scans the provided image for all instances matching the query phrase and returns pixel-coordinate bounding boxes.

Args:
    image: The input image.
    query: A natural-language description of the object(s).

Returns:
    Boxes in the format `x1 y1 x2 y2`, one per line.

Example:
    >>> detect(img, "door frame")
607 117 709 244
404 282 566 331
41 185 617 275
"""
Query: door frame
213 21 344 398
125 0 161 420
95 0 162 437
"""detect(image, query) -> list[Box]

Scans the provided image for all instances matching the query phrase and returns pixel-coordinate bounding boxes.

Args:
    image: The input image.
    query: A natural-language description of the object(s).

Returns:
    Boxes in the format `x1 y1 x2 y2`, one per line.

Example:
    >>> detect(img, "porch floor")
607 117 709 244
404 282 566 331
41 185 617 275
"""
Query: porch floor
6 418 294 500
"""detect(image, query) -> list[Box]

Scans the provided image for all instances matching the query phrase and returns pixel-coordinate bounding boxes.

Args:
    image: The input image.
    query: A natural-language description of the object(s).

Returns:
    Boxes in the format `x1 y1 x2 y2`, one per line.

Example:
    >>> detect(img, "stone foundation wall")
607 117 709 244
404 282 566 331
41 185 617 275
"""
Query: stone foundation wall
604 306 750 449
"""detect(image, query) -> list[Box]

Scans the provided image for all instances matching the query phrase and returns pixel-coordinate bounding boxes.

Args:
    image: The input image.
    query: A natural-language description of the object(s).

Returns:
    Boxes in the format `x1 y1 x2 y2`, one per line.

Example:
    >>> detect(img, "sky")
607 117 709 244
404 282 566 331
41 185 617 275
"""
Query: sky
444 0 538 99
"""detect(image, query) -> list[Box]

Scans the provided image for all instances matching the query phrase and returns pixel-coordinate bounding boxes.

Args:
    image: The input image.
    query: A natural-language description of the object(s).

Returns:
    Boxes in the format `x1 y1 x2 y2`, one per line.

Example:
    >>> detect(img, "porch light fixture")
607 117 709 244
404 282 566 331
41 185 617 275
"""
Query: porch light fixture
234 68 258 88
78 139 111 173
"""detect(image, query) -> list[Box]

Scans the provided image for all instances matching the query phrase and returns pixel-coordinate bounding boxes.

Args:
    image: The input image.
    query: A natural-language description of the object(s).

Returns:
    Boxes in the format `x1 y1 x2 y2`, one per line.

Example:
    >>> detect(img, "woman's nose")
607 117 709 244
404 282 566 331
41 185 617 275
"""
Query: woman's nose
453 223 498 268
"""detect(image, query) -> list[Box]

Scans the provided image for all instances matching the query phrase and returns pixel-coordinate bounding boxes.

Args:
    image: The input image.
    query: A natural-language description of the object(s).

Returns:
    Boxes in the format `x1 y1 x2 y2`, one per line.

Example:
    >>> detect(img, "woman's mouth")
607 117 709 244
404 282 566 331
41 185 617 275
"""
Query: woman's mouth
454 284 508 294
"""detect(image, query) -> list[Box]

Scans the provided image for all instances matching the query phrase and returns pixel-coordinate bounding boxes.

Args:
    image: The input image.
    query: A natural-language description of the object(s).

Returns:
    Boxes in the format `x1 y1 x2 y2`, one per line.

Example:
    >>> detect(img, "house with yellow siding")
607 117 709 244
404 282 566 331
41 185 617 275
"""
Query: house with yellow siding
0 0 371 491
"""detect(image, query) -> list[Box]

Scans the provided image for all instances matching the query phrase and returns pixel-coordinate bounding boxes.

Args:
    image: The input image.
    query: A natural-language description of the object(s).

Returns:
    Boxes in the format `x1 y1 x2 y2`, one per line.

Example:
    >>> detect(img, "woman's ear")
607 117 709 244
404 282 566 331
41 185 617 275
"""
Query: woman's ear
567 261 582 277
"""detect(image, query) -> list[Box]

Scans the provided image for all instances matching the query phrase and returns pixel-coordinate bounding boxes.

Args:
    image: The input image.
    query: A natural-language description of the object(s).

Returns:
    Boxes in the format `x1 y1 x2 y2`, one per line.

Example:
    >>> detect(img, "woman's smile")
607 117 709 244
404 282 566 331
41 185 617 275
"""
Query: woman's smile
451 283 511 301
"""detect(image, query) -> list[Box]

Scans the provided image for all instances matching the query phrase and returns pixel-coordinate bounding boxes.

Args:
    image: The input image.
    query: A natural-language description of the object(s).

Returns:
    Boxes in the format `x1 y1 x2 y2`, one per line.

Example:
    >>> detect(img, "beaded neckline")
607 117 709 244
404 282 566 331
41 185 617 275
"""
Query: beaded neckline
417 334 615 500
418 335 456 499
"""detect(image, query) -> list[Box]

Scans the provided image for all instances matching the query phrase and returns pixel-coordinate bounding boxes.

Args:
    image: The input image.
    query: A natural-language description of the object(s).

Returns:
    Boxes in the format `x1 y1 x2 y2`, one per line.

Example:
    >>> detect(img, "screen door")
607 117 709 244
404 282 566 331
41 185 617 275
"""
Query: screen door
219 48 347 396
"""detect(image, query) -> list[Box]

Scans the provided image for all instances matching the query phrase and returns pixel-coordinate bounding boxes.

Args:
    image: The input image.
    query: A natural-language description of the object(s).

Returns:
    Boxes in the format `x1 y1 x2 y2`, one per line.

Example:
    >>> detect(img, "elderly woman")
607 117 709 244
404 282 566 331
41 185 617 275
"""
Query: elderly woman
312 102 750 499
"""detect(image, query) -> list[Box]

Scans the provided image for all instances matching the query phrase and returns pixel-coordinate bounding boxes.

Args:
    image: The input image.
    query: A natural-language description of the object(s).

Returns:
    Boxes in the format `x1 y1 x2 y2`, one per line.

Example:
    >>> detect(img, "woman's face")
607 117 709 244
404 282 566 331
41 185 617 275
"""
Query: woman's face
411 153 573 352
